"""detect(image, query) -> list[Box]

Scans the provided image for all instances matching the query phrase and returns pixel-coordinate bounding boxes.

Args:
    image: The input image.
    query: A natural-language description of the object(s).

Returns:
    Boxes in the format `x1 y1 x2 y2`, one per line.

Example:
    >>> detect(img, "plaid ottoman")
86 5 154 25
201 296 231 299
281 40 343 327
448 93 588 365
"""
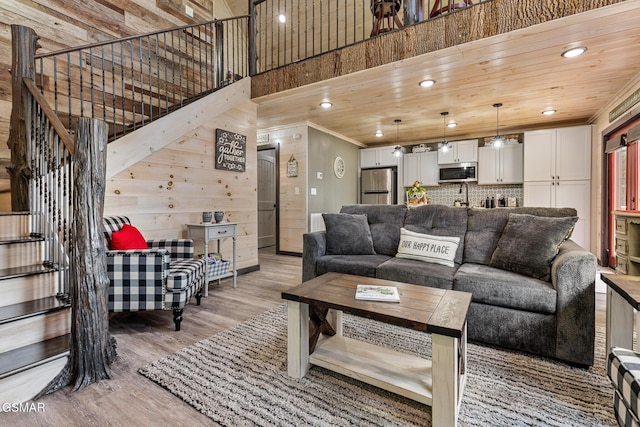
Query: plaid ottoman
608 347 640 427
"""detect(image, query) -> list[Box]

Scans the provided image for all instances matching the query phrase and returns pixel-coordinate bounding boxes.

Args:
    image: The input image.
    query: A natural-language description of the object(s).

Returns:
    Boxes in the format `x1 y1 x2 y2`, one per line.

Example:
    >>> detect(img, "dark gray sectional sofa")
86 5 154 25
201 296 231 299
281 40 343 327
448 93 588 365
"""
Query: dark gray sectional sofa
302 204 597 366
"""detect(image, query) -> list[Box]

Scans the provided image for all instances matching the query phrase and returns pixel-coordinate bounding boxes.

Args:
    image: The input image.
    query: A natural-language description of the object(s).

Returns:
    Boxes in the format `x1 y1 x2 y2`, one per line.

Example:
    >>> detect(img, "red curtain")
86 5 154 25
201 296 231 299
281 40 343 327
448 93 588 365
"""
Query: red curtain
628 141 638 211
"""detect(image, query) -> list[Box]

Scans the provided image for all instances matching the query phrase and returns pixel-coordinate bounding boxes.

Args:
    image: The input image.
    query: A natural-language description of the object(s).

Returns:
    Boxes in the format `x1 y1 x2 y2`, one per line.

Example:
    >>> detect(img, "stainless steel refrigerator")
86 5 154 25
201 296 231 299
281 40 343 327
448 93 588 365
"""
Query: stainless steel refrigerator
360 167 396 204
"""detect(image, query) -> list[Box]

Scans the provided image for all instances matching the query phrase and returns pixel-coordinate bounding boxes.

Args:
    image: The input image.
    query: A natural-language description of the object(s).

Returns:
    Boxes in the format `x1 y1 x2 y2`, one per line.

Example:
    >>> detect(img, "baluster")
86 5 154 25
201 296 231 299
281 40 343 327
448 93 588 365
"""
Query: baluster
89 48 95 118
147 35 152 123
139 38 145 126
101 45 106 124
120 42 126 136
111 43 116 140
67 53 72 131
79 50 84 119
178 28 183 107
155 34 161 119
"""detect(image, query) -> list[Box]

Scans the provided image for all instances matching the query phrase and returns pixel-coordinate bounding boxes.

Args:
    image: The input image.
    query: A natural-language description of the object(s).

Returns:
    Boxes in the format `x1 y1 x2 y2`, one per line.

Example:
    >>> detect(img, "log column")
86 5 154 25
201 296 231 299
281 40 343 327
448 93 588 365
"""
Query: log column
7 25 40 211
37 117 117 397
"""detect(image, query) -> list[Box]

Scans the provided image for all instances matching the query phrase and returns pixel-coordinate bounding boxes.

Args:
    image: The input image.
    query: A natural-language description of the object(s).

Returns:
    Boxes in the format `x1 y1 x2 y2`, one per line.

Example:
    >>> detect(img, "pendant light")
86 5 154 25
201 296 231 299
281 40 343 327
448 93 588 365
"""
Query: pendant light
491 103 504 149
392 119 403 158
439 112 451 153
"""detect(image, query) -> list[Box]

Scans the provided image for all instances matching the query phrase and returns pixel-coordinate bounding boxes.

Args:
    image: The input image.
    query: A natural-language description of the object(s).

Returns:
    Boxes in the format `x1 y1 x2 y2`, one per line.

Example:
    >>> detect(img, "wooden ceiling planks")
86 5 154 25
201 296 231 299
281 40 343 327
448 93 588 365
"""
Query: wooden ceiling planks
252 0 640 145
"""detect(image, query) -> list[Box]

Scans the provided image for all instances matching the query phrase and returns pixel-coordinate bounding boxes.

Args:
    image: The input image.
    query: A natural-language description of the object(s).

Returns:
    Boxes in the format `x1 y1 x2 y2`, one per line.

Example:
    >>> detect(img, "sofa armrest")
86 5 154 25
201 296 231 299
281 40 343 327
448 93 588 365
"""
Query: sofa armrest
303 231 327 282
105 250 171 312
551 239 597 366
147 239 194 261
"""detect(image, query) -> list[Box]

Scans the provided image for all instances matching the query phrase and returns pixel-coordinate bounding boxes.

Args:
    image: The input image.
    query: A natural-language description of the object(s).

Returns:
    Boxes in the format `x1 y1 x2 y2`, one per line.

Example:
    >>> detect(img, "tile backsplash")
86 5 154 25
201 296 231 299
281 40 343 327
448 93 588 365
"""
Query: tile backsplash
415 182 523 208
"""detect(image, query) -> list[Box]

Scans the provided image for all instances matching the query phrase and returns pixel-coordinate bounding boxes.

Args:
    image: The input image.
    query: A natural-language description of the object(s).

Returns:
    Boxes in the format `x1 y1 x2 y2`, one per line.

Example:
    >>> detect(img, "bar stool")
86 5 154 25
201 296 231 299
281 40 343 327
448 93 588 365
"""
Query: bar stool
429 0 473 18
370 0 403 37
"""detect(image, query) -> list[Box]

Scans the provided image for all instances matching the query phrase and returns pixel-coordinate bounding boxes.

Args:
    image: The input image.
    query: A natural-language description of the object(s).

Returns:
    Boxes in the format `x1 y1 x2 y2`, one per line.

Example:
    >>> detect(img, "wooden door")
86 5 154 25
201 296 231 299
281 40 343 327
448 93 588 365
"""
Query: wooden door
258 148 277 248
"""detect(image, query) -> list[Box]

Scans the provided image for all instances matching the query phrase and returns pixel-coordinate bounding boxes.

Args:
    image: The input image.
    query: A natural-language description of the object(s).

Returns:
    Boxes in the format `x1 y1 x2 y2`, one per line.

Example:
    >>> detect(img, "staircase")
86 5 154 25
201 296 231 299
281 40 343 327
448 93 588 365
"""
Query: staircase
1 17 251 402
0 212 70 403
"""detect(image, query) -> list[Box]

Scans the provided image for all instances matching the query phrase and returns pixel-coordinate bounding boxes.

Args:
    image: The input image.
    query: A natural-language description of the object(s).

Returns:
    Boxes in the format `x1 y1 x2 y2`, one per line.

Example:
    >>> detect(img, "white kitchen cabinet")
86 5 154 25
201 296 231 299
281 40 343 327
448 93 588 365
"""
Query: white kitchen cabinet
478 144 523 185
360 147 398 168
524 126 591 182
437 139 478 164
523 179 591 250
403 151 439 187
523 125 592 250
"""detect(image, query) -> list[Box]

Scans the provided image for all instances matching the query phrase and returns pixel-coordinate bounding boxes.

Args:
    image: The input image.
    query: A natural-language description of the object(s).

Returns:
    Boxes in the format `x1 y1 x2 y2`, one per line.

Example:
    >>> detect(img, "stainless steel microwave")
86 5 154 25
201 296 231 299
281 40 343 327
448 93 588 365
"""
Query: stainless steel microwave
438 162 477 183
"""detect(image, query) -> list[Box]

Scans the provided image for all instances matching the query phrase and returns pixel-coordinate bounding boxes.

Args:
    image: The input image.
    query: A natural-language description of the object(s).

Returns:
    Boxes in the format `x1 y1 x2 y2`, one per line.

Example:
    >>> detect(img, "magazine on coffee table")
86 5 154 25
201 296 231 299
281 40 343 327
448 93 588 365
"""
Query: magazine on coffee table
355 284 400 302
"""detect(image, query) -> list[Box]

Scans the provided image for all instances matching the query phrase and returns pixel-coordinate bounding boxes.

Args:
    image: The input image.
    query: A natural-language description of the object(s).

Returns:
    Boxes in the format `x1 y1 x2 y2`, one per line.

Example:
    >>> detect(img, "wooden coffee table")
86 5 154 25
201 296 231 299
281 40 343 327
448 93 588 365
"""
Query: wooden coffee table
601 273 640 351
281 272 472 427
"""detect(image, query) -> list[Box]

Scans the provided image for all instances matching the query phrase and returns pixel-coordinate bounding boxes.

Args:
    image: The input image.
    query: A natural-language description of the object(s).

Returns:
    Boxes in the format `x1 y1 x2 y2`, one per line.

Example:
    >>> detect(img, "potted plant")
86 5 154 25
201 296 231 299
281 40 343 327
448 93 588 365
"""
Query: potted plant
406 180 429 206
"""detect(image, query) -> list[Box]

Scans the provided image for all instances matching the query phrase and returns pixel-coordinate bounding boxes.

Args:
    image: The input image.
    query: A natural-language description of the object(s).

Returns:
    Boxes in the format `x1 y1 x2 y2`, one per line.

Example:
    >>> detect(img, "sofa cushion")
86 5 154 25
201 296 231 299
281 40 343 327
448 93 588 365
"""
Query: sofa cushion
396 228 460 267
489 213 578 281
464 207 579 265
340 204 408 256
316 254 392 278
402 204 468 265
376 257 456 290
322 213 375 255
466 303 557 358
455 263 557 314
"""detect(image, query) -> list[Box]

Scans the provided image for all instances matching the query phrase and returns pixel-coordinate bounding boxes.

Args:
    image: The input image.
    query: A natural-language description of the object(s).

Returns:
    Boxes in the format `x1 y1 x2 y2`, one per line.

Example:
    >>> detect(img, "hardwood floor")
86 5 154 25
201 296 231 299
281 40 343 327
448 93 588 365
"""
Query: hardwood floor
3 249 607 426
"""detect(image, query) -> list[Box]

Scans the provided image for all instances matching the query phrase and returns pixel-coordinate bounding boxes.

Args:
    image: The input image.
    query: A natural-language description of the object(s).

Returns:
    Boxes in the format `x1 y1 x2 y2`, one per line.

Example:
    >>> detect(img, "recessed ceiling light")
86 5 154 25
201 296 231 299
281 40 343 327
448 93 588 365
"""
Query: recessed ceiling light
278 14 286 23
375 130 384 137
561 47 587 58
447 121 457 128
319 101 333 109
419 79 436 88
542 109 557 116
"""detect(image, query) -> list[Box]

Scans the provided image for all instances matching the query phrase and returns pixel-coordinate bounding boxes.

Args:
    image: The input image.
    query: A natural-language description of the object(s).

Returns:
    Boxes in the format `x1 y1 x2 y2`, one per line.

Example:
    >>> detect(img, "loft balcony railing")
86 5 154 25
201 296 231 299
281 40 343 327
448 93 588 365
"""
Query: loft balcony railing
33 16 249 142
27 1 486 145
249 0 486 74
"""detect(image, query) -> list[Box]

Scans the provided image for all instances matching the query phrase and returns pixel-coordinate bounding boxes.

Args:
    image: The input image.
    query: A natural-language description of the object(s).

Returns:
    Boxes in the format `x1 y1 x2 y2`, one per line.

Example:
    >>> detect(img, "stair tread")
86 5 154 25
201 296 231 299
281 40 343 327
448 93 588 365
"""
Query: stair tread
0 296 70 325
0 264 57 280
0 334 69 380
0 212 29 216
0 236 44 245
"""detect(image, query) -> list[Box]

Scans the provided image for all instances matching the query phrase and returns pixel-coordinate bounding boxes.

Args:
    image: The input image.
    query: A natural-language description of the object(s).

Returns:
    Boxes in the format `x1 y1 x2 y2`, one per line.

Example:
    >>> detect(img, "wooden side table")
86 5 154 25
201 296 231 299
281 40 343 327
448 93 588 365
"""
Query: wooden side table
601 273 640 351
187 222 237 295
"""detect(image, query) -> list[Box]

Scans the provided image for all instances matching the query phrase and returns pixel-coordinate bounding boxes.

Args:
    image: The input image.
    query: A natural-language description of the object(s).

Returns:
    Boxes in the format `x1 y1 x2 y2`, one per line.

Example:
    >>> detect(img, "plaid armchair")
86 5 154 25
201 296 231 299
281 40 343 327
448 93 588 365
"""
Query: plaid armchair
103 216 206 331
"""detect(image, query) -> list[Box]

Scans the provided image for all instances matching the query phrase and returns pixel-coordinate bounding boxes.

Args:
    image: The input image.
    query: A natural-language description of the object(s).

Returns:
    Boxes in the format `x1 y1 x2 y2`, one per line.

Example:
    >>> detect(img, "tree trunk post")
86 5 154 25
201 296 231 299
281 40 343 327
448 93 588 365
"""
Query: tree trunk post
7 25 40 212
37 117 117 397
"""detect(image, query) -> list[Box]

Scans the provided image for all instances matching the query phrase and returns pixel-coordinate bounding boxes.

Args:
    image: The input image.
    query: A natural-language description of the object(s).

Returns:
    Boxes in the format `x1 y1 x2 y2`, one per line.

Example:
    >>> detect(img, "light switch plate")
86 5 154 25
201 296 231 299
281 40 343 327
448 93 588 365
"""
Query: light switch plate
311 188 317 195
294 187 300 195
185 5 194 17
317 172 323 180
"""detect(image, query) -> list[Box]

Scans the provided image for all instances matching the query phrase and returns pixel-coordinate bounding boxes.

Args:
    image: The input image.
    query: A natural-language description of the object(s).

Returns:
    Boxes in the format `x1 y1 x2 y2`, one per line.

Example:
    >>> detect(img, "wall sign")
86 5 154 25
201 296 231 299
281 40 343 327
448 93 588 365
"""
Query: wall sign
610 87 640 123
215 129 246 172
287 155 298 177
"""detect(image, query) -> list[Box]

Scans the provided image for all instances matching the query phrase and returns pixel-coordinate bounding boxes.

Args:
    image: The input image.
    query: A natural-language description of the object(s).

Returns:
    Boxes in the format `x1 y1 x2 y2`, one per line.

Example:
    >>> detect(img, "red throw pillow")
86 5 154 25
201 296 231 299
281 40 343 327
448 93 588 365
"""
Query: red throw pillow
110 224 149 250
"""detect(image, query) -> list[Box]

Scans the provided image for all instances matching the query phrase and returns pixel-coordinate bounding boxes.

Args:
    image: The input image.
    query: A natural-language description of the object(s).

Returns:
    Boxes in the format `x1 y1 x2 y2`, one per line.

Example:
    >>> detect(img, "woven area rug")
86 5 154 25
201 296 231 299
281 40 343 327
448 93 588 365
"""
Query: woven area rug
139 304 616 426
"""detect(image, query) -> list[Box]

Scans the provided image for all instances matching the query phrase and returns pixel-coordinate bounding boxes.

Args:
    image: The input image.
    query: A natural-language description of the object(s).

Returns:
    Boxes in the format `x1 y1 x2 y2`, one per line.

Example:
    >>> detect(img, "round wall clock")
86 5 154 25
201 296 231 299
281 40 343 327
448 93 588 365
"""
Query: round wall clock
333 156 345 178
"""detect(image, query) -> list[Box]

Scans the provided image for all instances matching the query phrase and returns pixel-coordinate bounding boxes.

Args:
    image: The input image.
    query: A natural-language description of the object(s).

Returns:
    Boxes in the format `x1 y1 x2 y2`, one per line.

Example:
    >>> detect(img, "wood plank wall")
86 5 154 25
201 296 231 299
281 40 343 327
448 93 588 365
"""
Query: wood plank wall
266 125 308 254
104 97 259 270
0 0 242 203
